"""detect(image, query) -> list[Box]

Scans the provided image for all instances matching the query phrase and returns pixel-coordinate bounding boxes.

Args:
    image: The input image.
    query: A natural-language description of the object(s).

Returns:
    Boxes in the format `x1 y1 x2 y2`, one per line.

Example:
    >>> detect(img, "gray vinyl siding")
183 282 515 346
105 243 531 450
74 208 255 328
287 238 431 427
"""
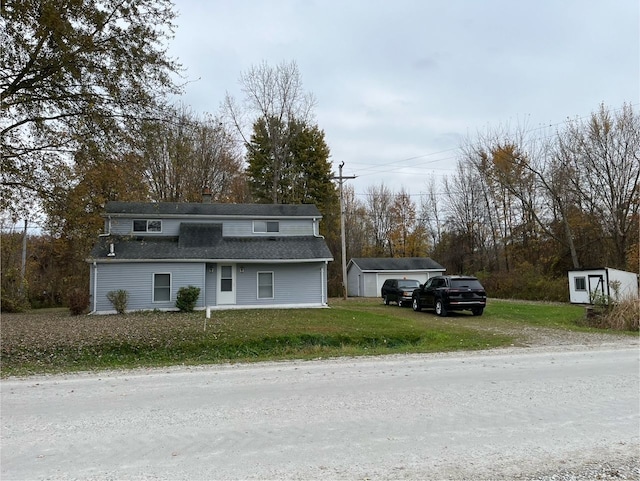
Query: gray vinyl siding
223 219 314 236
205 263 217 305
236 263 324 306
347 264 363 297
108 217 314 236
93 262 205 312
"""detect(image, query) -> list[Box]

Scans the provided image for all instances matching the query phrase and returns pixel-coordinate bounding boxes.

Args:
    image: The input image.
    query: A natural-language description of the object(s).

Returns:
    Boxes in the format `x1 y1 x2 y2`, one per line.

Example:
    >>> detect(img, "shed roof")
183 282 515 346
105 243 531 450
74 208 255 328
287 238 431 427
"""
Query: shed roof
349 257 444 272
104 201 322 218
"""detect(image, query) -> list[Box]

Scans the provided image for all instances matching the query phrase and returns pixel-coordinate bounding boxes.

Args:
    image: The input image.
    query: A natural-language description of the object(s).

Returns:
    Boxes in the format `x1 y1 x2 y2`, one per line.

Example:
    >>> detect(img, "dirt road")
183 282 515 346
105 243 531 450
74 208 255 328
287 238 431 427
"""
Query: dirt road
1 343 639 480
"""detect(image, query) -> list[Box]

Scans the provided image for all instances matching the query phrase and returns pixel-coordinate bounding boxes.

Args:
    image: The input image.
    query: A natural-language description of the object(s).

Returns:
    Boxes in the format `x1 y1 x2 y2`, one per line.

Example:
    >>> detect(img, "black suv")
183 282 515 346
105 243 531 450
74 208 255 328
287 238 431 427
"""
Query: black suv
381 278 421 307
412 275 486 316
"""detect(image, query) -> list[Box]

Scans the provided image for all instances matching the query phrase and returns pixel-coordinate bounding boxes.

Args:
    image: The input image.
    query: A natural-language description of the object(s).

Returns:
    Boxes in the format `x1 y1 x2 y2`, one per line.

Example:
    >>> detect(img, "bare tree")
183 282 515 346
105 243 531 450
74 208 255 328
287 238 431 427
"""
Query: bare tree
223 60 316 203
388 188 427 257
419 178 444 249
364 183 395 256
441 161 494 273
343 185 368 259
465 123 582 269
557 103 639 268
140 105 244 203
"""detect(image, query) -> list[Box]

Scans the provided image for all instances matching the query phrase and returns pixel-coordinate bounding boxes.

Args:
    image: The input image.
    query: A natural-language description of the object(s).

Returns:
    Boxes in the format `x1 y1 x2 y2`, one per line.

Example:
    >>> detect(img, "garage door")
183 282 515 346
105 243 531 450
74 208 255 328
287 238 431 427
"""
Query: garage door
376 272 424 295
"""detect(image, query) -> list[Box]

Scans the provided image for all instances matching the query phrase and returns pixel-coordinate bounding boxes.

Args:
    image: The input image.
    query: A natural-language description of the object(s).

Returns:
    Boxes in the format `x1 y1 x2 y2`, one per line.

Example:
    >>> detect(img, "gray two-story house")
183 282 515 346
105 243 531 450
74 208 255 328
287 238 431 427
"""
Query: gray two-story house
87 201 334 314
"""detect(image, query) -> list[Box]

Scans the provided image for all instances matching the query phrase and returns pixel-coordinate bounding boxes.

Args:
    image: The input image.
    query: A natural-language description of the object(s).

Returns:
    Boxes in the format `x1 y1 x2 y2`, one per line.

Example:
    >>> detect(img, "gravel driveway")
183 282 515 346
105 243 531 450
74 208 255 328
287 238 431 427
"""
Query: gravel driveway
1 329 638 481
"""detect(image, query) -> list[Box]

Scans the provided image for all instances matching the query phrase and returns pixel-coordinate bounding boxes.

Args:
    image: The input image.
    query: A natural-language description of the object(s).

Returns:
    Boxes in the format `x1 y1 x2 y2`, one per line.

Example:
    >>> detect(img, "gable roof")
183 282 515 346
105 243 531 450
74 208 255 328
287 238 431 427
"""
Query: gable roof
104 201 322 218
348 257 444 272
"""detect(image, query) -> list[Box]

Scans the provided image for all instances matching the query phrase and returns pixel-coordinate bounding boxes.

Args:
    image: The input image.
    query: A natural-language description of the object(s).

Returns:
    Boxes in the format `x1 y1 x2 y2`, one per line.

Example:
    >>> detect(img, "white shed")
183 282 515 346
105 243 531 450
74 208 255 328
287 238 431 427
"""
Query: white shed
347 257 445 298
568 267 639 304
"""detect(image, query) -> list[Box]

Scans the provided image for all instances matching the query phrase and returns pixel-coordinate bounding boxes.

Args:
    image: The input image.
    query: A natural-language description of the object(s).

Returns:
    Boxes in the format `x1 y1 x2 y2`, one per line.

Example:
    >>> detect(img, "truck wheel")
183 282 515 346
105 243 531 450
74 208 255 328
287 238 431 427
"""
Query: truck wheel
435 299 448 317
412 298 421 312
472 307 484 316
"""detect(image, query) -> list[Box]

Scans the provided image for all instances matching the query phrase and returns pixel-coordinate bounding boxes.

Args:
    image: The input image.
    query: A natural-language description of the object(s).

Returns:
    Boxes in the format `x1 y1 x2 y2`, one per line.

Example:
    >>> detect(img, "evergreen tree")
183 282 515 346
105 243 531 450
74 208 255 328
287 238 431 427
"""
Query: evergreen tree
246 116 342 295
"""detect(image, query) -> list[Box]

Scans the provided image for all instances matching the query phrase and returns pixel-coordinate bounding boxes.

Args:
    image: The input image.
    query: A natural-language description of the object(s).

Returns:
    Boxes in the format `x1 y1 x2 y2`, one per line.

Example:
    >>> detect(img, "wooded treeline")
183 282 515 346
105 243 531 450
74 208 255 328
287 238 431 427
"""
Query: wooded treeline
1 1 637 310
344 103 639 299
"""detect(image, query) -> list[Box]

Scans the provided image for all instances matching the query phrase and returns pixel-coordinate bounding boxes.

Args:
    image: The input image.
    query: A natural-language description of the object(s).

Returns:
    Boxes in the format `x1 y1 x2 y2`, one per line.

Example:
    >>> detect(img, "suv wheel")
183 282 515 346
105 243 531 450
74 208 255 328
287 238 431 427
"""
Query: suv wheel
435 299 448 317
412 297 421 312
397 300 403 307
472 307 484 316
383 295 389 305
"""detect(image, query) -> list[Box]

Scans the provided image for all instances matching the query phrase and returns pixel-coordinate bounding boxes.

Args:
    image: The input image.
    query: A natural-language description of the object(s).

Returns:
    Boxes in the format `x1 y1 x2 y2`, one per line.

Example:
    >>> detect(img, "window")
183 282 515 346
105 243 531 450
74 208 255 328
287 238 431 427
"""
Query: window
253 220 279 233
258 272 274 299
220 265 233 292
153 273 171 302
133 219 162 233
574 276 586 291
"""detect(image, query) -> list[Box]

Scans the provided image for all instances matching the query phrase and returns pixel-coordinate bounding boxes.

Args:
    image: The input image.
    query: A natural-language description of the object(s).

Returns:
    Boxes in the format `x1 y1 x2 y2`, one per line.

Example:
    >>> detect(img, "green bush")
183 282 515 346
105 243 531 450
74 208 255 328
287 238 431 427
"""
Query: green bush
176 285 201 312
0 290 29 313
106 290 129 314
0 269 29 313
67 287 90 315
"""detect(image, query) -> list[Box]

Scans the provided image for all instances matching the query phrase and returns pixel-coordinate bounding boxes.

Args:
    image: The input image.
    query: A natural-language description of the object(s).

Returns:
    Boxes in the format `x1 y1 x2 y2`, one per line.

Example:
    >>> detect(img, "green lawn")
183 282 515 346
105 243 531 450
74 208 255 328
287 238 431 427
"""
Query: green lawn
0 298 630 377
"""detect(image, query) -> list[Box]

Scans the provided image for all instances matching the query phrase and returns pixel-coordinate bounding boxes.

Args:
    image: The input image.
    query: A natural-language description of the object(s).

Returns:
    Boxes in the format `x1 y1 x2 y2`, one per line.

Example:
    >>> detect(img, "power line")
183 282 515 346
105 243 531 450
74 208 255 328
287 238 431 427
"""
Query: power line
335 103 640 183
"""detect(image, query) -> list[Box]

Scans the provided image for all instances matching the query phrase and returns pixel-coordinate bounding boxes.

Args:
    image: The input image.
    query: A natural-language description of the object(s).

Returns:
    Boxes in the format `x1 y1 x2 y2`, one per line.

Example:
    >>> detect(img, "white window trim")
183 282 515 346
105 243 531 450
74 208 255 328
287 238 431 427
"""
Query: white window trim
133 219 162 233
257 271 274 299
153 272 172 302
253 220 279 234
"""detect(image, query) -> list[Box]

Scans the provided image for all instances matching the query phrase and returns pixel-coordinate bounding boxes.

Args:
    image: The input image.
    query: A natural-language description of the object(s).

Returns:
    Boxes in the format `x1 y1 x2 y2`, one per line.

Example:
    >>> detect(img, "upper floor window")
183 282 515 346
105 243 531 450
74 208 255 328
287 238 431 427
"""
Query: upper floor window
253 220 279 233
133 219 162 233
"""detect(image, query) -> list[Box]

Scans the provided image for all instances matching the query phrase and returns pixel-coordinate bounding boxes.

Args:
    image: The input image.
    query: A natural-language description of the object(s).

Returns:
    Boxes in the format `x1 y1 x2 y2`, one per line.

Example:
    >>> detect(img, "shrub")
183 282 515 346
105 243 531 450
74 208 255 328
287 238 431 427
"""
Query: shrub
106 289 129 314
477 269 568 302
68 288 90 315
0 269 29 313
176 285 201 312
0 291 29 313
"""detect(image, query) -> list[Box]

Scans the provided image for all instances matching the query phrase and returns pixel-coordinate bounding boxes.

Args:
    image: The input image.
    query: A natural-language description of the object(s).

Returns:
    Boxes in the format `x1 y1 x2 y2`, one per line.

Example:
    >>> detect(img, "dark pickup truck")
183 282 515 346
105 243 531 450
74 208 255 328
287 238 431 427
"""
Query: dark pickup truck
411 275 486 316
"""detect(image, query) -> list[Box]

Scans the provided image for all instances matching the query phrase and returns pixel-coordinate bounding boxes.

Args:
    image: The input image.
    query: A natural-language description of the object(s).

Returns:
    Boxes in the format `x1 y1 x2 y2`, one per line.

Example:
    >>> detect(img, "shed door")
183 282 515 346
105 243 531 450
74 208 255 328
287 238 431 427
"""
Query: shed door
588 275 605 303
217 264 236 305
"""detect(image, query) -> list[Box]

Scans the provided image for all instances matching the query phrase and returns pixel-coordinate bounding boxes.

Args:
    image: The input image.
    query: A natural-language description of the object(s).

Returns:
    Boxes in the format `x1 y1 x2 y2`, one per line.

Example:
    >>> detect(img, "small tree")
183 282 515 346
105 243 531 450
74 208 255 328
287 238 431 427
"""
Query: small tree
106 290 129 314
68 287 90 316
176 285 201 312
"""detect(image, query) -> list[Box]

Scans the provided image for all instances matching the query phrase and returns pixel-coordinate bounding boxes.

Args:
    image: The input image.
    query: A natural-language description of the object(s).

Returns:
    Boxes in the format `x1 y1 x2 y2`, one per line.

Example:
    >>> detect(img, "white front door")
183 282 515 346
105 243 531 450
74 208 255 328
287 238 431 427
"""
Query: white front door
217 264 236 305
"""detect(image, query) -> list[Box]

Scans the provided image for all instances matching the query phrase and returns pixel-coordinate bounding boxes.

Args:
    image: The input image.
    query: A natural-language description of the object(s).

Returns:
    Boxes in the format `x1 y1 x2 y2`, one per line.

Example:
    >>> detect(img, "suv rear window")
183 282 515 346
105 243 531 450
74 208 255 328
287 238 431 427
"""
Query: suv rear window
398 280 419 289
451 279 484 289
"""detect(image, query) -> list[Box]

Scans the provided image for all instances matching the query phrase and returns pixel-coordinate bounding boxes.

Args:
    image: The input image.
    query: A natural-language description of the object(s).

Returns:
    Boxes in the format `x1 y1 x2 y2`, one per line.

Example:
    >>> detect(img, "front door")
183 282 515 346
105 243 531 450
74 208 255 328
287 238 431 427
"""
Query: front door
217 264 236 305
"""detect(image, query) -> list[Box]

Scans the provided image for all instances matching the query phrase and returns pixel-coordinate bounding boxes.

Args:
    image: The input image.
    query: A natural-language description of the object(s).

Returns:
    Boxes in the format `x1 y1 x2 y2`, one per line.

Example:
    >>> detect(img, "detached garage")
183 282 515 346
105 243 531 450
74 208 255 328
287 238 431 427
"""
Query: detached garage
347 257 445 298
568 267 639 304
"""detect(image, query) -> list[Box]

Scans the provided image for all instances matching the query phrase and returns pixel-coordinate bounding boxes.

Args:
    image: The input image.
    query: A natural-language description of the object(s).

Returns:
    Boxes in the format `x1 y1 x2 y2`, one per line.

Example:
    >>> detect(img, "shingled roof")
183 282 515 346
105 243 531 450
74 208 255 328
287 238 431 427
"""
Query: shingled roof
349 257 444 271
90 233 333 262
104 201 322 218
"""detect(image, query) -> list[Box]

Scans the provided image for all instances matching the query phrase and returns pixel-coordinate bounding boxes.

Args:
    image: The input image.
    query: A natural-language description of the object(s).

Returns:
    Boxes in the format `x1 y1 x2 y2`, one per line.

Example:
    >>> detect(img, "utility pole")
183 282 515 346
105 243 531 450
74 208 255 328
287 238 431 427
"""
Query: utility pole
333 162 356 300
21 218 27 283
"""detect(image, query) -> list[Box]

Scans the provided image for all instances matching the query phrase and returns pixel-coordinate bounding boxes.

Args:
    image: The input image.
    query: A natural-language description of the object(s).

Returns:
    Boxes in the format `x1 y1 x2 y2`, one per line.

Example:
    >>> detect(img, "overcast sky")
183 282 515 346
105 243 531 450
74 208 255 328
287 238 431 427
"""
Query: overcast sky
168 0 639 198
